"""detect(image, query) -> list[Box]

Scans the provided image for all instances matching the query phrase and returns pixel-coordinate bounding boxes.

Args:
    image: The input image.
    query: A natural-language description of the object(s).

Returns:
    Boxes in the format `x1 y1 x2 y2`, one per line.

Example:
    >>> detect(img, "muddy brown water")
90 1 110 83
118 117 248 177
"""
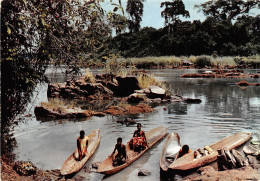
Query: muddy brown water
12 69 260 181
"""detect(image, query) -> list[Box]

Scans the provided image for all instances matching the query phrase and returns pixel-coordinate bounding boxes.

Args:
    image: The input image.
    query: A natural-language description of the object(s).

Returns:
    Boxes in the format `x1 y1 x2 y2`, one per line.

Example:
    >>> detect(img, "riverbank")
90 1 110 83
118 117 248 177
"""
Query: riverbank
1 159 64 181
80 55 260 69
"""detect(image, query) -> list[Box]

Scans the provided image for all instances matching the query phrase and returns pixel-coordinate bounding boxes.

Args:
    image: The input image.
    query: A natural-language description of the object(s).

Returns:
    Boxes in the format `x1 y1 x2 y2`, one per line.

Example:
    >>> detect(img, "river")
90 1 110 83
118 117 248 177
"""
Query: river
12 68 260 180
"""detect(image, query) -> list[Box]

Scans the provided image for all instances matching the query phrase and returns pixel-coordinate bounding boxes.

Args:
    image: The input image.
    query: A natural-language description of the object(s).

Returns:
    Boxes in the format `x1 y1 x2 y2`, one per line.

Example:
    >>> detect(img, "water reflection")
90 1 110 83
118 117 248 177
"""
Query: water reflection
167 102 187 115
11 69 260 181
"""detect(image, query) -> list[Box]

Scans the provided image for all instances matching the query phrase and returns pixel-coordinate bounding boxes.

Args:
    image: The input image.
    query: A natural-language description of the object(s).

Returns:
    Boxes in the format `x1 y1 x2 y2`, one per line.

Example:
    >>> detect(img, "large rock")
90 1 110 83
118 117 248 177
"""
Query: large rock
147 85 166 99
34 105 93 119
127 103 154 114
105 106 125 115
116 76 140 96
127 93 148 103
75 80 113 97
96 80 119 95
138 169 151 176
47 83 63 97
184 98 202 104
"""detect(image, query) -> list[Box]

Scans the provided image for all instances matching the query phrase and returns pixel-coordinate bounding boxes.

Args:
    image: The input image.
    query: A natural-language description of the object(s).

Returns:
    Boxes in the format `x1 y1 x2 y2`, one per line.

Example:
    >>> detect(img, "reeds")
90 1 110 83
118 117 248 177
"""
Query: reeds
211 56 236 66
41 98 76 111
85 68 96 83
137 73 165 89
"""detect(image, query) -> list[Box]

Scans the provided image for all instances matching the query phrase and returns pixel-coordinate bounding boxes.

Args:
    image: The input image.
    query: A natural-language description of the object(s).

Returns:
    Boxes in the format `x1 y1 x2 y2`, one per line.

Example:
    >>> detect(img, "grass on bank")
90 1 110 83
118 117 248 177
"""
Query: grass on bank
41 98 77 111
80 55 260 68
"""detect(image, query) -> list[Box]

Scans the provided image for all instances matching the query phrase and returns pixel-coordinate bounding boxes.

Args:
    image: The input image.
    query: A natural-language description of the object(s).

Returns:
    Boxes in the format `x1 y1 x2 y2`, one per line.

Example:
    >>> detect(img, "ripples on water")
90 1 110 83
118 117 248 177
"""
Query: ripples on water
13 69 260 180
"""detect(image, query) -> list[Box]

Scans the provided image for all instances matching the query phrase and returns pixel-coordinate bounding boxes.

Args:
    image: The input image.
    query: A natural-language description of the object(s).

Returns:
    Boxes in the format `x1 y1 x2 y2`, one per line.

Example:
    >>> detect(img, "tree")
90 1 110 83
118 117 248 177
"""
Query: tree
1 0 123 162
196 0 260 22
126 0 145 33
160 0 190 30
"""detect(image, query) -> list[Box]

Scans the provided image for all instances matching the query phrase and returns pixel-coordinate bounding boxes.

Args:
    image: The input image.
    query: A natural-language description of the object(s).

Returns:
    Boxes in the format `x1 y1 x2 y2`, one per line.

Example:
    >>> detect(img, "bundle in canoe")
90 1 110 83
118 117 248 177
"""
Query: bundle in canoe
97 126 168 175
168 132 251 171
60 129 101 175
160 132 181 172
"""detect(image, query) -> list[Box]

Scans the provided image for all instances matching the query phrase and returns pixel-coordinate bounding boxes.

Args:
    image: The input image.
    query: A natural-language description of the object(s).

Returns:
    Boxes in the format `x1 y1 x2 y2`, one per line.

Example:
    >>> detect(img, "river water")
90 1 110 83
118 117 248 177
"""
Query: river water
12 69 260 181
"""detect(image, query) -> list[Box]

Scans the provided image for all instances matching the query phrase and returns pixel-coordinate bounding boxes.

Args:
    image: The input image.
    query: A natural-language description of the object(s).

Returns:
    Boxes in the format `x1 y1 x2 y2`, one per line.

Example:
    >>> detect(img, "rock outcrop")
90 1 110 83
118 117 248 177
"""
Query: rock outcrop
34 105 93 119
105 103 154 115
47 74 142 100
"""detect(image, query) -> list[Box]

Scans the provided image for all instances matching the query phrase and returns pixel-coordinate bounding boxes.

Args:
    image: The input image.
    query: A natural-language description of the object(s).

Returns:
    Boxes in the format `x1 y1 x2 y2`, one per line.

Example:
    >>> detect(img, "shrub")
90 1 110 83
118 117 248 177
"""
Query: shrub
194 56 211 68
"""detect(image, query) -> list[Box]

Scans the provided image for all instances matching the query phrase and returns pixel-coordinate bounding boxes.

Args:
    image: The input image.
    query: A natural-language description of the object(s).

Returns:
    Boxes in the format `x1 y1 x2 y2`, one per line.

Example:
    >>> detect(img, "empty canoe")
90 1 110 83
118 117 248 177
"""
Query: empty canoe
160 132 181 172
60 129 101 175
169 132 251 171
98 126 168 175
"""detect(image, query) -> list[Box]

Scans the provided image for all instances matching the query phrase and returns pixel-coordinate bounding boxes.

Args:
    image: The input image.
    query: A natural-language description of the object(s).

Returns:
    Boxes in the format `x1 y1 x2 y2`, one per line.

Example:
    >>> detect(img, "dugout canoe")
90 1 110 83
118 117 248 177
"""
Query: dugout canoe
97 126 168 175
160 132 181 172
169 132 251 171
60 129 101 175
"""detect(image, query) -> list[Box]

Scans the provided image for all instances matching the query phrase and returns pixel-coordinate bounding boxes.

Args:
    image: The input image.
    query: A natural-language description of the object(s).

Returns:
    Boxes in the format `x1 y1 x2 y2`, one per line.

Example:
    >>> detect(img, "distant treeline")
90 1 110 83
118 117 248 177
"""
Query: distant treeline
102 16 259 58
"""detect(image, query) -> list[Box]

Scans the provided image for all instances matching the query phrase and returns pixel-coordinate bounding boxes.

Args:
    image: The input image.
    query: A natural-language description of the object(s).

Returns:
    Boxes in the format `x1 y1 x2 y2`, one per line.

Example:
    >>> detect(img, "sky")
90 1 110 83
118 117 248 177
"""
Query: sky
101 0 259 29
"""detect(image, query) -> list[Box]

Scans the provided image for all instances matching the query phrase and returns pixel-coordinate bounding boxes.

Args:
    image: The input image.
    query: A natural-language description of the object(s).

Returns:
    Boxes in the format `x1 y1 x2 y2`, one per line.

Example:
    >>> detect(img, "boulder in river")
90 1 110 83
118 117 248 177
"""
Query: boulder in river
138 169 151 176
147 85 166 99
34 105 93 119
184 98 202 104
116 76 140 96
127 93 148 103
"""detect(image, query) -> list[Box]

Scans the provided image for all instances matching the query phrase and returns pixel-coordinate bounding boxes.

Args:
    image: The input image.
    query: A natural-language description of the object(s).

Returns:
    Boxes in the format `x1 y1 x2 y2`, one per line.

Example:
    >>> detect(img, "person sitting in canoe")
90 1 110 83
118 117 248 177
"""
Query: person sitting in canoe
76 130 89 161
129 123 148 152
177 144 192 158
109 137 127 166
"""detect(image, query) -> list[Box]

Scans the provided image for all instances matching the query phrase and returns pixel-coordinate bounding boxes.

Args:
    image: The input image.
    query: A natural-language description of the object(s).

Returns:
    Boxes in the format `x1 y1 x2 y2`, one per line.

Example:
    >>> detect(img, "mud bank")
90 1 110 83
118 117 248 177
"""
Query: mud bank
187 166 260 181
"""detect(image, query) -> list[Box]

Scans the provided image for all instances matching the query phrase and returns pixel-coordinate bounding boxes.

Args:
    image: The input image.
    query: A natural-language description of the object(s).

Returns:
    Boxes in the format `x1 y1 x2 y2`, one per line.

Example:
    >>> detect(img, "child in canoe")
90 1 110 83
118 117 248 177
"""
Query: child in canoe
177 144 192 158
130 123 148 152
110 137 127 166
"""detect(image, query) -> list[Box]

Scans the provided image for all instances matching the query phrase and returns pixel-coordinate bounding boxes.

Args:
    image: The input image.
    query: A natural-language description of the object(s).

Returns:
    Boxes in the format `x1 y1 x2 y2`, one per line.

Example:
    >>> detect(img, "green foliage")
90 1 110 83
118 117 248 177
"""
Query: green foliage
196 0 260 22
161 0 190 29
126 0 145 33
234 56 260 68
194 56 212 68
105 14 260 57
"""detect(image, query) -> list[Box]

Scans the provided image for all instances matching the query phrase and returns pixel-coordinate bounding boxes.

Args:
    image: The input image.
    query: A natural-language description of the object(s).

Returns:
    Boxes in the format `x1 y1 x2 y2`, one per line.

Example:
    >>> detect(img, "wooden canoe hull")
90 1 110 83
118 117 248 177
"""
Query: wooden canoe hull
160 132 181 172
97 126 168 175
169 132 251 171
60 129 101 175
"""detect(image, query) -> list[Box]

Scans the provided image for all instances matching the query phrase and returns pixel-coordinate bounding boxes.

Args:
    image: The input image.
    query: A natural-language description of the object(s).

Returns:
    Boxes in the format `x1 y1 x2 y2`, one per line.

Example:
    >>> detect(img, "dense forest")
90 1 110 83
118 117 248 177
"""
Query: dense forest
102 0 260 57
